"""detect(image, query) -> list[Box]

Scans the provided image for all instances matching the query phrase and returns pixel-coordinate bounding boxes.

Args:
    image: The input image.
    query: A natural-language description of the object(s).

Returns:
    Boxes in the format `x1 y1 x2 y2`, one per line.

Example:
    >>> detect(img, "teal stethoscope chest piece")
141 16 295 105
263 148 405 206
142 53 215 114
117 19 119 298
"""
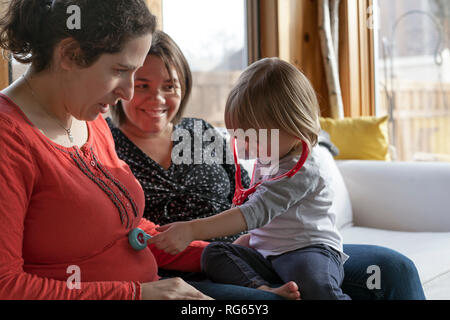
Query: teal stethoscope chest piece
128 228 152 250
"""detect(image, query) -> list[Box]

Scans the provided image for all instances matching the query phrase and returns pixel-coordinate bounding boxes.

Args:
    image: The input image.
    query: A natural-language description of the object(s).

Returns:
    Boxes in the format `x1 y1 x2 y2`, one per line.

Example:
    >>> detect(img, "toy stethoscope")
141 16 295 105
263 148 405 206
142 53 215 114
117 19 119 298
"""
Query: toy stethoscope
128 137 309 250
128 227 152 250
231 137 309 206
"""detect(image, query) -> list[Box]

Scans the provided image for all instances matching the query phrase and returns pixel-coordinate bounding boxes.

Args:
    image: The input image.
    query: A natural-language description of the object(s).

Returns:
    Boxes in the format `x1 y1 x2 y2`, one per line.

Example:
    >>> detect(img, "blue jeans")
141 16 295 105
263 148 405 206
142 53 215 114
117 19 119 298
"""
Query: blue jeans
341 244 425 300
201 242 351 300
161 244 425 300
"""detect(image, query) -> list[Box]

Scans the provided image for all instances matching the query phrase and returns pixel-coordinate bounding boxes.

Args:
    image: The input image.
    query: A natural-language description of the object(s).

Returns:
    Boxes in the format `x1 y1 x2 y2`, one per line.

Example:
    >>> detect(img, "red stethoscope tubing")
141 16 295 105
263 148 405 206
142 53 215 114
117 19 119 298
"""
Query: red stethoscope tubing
231 137 309 205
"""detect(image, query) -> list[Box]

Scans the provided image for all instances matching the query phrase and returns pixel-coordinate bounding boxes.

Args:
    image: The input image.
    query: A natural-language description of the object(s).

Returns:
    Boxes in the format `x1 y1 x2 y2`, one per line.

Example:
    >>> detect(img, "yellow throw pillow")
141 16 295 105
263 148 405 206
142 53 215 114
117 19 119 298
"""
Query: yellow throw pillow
319 116 391 161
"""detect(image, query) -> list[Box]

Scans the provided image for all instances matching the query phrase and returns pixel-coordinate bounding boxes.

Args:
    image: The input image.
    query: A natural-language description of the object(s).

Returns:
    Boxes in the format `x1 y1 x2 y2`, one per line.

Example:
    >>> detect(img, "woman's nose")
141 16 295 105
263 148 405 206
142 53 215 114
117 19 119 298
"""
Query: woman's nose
115 76 135 102
147 89 166 105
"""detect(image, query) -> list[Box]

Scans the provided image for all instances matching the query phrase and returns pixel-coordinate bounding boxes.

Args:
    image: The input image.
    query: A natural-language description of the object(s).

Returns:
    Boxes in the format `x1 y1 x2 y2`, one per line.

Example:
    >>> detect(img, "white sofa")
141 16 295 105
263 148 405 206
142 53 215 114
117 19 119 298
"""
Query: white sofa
239 145 450 299
334 155 450 300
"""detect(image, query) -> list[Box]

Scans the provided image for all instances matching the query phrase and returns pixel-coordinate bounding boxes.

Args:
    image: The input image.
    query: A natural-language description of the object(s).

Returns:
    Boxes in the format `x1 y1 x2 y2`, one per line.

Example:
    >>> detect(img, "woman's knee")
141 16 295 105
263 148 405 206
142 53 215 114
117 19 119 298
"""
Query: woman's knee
364 246 424 299
342 245 425 299
381 250 421 285
370 247 420 281
345 245 420 280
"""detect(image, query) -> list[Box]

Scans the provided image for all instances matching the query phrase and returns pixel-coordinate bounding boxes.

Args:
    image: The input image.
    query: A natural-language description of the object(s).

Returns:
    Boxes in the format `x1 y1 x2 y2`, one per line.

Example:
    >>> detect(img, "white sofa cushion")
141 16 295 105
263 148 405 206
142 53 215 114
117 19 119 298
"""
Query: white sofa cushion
341 226 450 300
336 160 450 232
315 145 353 230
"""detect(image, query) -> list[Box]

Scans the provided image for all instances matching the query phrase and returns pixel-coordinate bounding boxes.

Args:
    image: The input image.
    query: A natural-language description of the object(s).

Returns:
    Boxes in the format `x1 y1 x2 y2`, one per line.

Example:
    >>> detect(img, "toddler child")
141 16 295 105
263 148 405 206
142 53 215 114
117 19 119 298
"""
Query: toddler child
148 57 350 300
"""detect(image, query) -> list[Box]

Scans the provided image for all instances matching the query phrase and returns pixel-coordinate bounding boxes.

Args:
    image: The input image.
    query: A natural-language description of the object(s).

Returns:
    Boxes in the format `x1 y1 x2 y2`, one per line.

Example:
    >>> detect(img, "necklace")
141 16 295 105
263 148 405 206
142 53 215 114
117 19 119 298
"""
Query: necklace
22 75 74 143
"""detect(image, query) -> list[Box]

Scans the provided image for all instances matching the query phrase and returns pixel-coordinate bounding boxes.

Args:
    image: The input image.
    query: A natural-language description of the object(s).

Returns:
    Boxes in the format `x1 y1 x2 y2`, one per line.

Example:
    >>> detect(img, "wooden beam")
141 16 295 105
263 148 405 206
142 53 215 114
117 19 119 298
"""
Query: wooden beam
339 0 376 117
259 0 279 58
247 0 260 64
358 0 376 116
339 0 360 117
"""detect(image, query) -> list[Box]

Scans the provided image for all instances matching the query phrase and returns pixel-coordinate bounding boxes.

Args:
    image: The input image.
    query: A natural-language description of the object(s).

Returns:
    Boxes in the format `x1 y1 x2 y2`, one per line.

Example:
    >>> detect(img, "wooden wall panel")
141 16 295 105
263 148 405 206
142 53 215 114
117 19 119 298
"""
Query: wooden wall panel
339 0 361 117
259 0 279 58
339 0 376 117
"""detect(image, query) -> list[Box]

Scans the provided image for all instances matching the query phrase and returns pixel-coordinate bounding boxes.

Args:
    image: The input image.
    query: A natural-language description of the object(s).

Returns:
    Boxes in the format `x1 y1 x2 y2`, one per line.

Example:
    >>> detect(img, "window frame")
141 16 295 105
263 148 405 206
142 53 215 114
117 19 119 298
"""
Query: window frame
339 0 377 117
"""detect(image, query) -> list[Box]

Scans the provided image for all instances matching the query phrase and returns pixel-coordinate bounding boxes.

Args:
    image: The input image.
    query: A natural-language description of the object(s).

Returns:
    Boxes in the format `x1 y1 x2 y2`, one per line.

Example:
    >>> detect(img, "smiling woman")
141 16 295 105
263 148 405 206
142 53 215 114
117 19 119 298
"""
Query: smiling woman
120 55 182 137
110 30 193 171
112 30 192 128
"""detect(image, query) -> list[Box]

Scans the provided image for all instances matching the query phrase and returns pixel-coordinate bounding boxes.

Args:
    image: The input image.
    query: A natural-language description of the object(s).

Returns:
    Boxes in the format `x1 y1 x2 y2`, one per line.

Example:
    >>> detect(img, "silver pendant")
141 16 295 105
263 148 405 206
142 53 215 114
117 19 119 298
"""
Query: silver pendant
67 131 74 143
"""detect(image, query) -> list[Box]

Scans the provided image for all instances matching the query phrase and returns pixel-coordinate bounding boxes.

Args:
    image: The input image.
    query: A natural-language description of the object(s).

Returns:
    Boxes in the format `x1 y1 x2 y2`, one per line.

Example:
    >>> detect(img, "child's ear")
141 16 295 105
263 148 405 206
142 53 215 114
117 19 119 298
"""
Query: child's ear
55 37 83 71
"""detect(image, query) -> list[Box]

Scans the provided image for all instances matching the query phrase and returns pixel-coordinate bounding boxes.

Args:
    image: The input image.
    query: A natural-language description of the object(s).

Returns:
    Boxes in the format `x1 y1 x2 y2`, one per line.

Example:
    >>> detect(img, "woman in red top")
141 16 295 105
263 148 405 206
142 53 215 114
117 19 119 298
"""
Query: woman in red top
0 0 215 300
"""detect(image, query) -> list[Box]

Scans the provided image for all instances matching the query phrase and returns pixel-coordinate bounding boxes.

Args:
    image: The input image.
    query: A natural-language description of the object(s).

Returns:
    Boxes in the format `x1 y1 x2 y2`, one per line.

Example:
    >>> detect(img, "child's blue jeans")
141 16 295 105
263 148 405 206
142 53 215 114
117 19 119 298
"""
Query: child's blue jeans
201 242 351 300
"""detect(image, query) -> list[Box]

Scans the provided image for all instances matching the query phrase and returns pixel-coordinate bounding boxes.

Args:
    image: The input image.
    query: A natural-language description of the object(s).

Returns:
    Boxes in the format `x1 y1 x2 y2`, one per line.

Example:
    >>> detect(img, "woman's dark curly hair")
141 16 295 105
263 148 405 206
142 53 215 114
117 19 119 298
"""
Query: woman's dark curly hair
0 0 156 72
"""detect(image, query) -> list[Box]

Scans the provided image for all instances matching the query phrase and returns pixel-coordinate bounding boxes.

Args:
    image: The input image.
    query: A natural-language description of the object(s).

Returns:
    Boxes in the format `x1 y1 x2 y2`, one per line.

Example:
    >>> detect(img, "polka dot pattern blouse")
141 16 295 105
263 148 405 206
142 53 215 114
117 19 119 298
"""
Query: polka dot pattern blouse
107 117 250 243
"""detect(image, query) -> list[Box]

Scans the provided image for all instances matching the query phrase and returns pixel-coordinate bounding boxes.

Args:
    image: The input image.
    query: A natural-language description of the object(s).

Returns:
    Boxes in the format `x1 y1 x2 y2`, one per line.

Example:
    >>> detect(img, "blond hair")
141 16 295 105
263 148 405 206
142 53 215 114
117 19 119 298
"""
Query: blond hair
224 57 321 154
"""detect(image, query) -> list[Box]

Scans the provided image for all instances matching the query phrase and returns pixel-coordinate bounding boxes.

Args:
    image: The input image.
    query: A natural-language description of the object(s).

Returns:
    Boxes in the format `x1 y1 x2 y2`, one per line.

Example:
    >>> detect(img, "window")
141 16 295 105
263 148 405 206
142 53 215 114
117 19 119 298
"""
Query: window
375 0 450 161
162 0 249 127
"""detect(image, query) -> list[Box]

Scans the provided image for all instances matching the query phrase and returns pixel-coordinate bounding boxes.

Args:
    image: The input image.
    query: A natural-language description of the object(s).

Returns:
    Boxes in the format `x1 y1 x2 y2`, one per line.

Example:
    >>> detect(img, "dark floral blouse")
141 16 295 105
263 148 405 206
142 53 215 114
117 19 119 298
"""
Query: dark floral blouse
107 117 250 243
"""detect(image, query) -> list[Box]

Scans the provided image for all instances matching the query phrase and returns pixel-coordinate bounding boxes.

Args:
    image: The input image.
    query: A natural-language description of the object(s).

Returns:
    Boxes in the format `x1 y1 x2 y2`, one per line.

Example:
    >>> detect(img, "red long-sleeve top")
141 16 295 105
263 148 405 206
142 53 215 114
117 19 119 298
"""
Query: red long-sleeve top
0 94 207 300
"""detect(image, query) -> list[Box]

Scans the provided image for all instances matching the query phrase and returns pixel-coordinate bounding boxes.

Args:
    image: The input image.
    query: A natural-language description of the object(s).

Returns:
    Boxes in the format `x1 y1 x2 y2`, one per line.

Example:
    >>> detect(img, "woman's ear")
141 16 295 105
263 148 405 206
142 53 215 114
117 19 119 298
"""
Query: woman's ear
56 37 83 71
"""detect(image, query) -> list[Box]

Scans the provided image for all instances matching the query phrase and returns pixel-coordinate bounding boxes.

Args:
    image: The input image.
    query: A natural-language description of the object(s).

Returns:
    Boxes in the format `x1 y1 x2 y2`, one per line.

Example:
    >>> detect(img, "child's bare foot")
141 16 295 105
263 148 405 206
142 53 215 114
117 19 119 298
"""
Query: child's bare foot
258 282 301 300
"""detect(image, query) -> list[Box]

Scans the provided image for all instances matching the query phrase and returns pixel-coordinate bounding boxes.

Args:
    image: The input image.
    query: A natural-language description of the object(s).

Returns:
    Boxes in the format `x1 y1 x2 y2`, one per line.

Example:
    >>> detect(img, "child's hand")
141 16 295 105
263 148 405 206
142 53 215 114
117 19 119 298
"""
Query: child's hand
148 221 194 255
233 233 251 247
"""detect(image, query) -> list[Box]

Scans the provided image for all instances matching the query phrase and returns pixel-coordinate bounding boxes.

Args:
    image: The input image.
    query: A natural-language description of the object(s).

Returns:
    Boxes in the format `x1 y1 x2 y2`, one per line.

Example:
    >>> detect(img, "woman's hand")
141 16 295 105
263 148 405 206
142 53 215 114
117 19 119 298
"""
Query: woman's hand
148 221 194 255
141 278 213 300
233 233 251 247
